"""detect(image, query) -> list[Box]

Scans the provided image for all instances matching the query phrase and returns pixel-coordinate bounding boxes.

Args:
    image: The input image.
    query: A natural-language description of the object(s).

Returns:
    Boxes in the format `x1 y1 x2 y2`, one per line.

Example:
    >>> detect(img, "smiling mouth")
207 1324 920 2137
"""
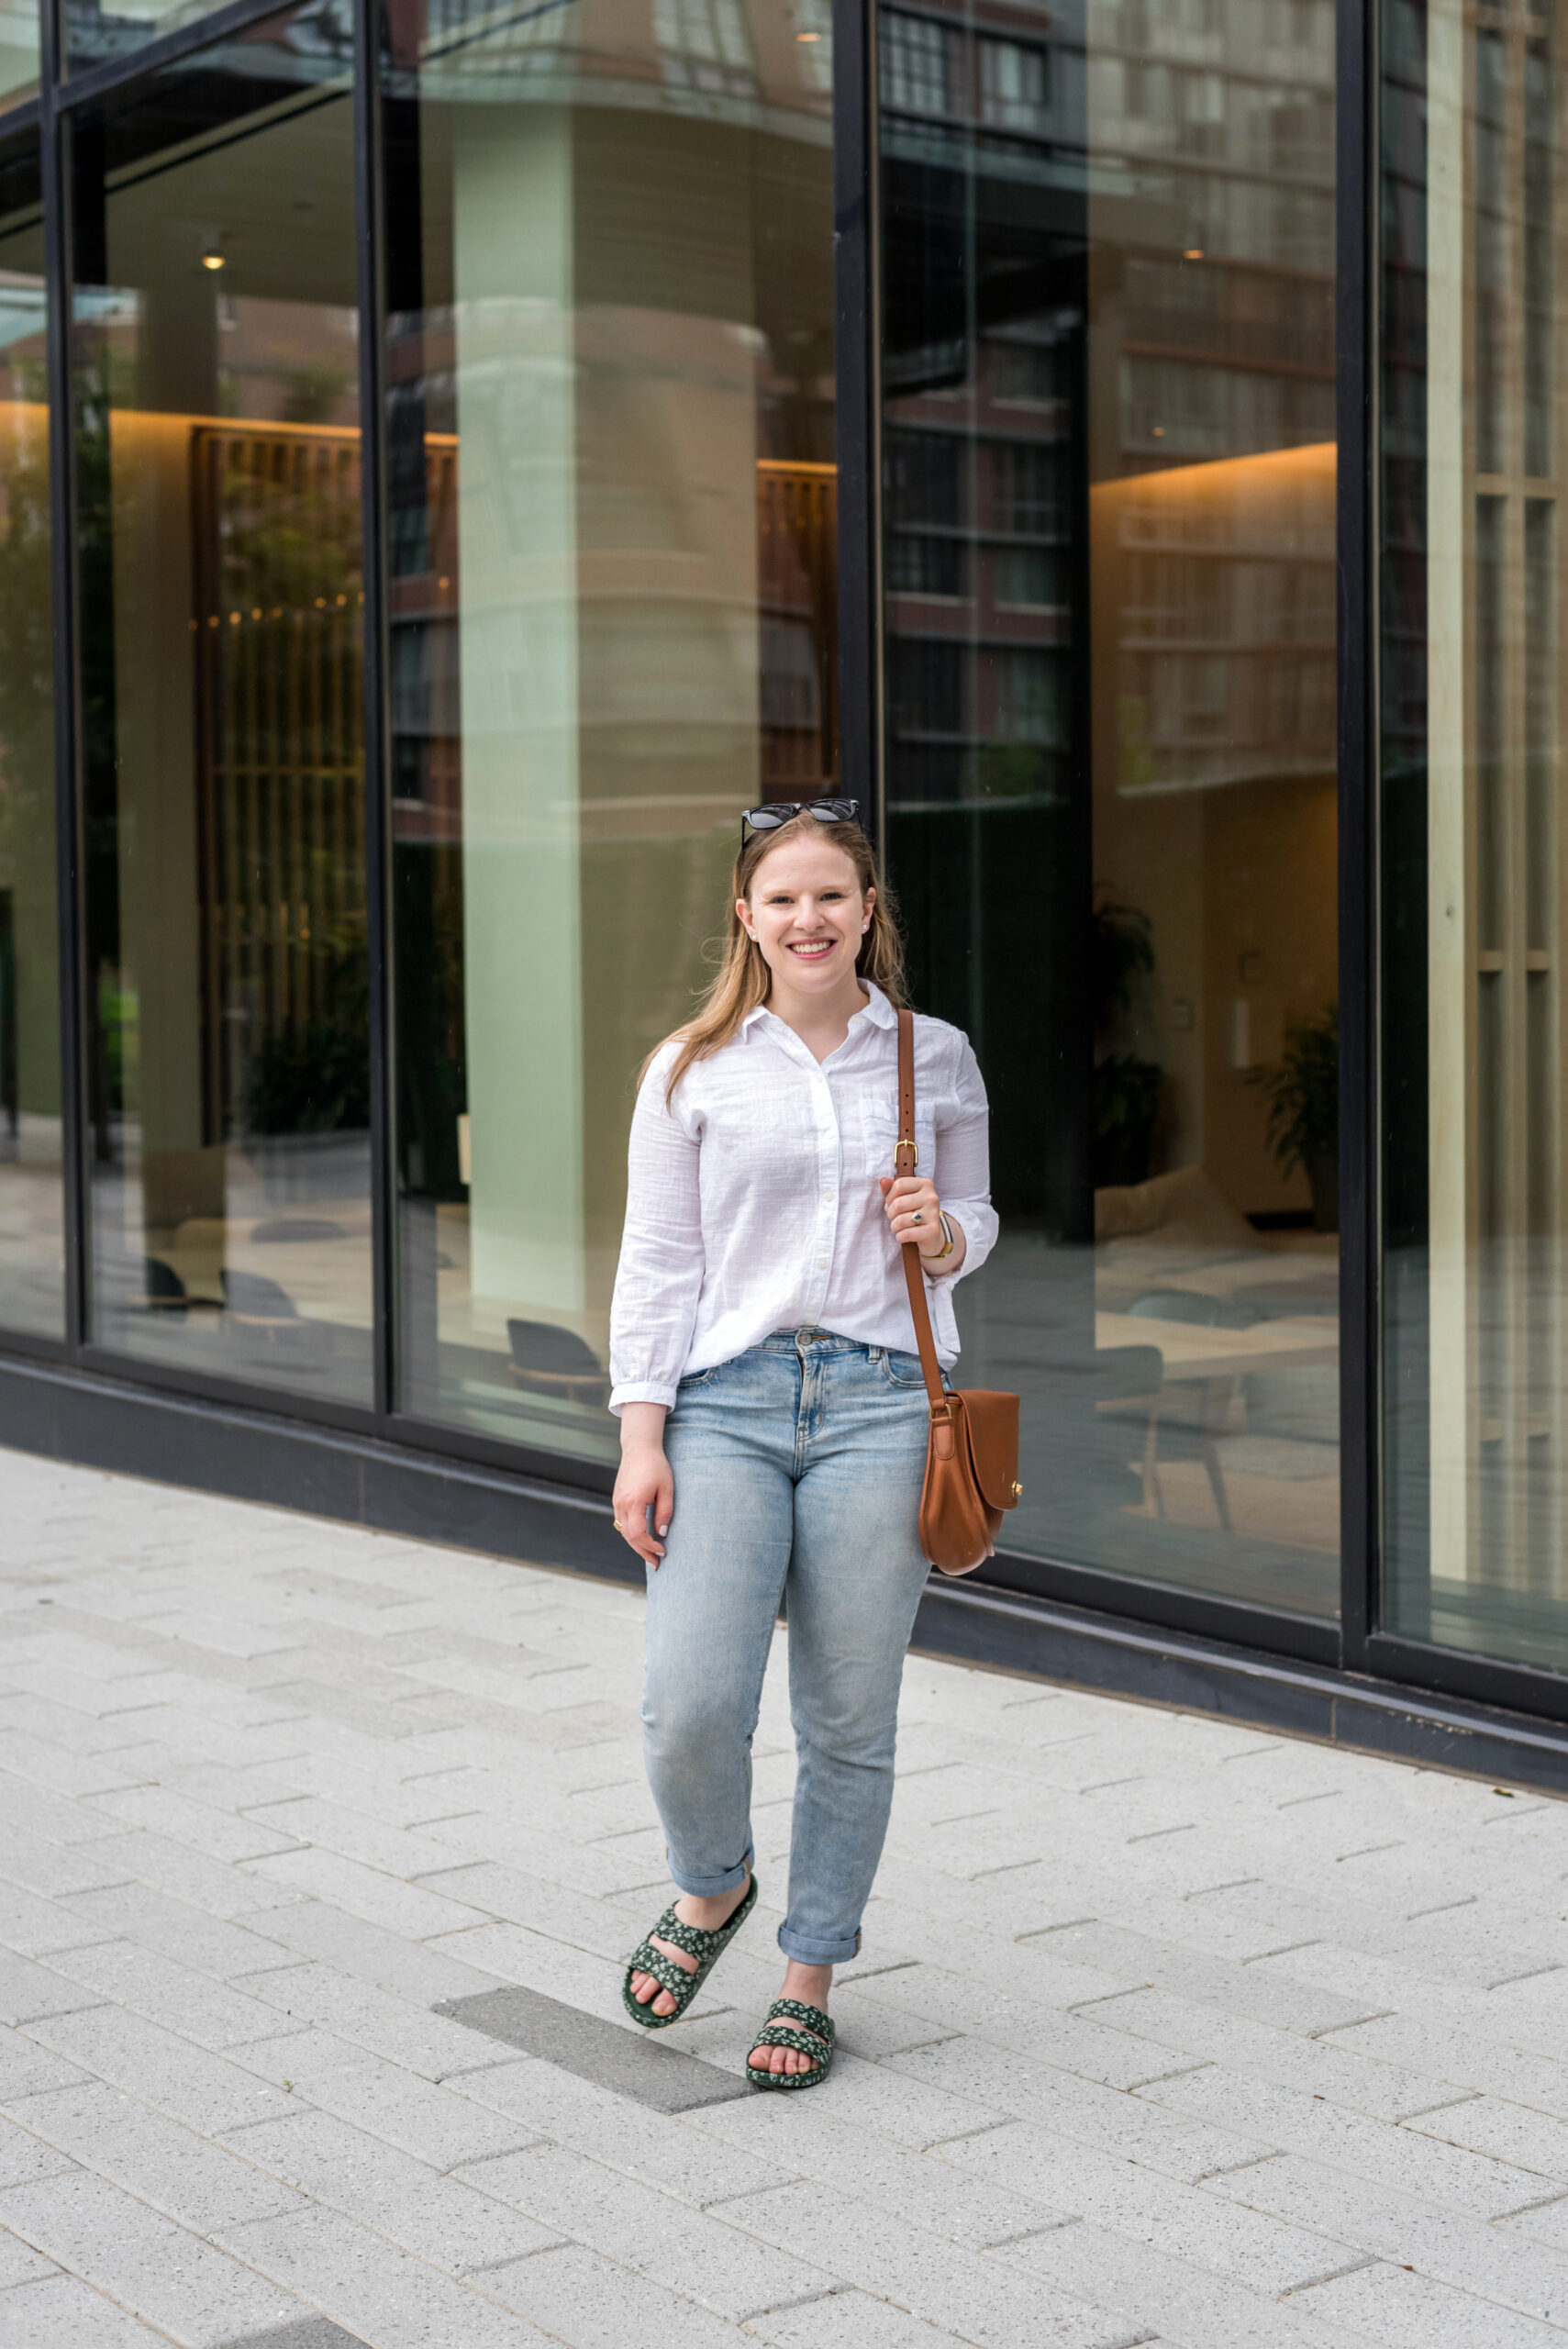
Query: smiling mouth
787 939 836 959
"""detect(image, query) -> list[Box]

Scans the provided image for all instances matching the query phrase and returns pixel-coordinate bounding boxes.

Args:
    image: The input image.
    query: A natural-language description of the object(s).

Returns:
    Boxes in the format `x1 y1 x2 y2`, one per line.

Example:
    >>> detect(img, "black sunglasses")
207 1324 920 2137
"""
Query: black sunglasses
741 798 862 841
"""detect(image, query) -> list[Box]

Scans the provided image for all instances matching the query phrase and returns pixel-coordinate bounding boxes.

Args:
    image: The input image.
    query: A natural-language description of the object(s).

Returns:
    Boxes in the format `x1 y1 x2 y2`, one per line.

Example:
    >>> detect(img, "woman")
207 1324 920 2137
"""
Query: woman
609 800 995 2088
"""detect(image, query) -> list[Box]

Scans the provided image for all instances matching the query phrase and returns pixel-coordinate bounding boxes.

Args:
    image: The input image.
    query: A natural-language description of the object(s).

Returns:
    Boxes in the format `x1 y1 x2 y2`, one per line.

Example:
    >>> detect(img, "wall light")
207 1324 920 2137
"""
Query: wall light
200 244 226 272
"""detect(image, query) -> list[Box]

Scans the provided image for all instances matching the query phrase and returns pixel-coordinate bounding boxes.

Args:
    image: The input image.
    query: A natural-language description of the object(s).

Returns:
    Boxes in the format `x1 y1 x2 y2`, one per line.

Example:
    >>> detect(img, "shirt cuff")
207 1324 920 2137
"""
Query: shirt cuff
608 1380 680 1416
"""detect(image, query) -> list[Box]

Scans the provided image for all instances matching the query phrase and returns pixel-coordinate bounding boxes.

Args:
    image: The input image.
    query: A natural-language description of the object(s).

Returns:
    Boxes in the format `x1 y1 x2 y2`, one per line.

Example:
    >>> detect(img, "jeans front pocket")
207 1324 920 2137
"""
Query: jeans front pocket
877 1346 928 1390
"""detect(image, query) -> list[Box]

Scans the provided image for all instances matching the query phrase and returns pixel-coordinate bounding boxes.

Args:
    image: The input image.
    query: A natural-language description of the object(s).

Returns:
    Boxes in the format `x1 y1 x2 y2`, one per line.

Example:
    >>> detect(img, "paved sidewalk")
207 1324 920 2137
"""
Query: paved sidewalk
4 1458 1568 2345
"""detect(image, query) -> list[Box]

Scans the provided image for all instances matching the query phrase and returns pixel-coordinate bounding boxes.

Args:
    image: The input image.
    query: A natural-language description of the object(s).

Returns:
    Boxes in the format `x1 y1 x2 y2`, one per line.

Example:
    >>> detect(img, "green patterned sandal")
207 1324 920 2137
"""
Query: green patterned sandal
745 1997 835 2090
621 1873 758 2030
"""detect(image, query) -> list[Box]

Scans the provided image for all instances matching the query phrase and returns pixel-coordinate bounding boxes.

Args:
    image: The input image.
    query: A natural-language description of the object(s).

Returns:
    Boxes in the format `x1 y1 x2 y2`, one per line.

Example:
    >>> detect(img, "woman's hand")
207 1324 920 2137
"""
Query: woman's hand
614 1402 673 1566
880 1173 963 1268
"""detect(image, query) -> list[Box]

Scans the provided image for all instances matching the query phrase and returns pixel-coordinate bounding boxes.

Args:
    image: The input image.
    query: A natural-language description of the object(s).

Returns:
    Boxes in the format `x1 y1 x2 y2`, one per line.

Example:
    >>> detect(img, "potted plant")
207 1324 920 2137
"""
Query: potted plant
1091 892 1162 1187
1253 1002 1339 1231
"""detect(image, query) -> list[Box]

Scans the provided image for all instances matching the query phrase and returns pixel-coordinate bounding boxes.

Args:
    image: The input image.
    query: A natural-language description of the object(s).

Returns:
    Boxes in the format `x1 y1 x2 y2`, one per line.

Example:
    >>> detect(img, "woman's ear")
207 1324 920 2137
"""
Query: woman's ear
736 898 754 940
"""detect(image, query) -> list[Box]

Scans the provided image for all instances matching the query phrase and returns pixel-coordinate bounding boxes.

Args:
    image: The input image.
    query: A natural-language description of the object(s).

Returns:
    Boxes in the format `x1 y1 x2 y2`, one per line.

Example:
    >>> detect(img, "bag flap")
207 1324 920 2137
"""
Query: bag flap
953 1389 1020 1511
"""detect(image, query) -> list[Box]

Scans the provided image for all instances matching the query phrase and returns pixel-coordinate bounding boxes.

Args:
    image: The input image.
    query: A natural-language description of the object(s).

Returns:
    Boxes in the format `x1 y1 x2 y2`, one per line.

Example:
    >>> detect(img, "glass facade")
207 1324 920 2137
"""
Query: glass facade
1380 0 1568 1675
0 132 63 1337
381 0 835 1465
3 0 1568 1719
0 0 38 110
72 7 371 1401
880 0 1339 1620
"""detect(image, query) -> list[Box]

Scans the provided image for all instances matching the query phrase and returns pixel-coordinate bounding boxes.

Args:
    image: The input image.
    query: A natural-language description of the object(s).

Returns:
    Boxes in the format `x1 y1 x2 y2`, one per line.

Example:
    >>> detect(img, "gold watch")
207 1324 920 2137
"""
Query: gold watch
930 1211 956 1262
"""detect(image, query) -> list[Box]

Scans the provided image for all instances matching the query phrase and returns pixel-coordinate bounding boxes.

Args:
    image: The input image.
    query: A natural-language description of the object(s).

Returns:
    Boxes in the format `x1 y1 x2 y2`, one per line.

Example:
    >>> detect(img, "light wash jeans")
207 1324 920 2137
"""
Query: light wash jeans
642 1328 933 1966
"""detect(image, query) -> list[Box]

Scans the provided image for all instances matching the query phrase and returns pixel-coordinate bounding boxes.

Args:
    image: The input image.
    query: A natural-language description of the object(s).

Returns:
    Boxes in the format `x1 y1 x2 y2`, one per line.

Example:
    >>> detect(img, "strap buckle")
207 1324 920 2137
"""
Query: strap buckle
929 1397 953 1422
896 1135 918 1166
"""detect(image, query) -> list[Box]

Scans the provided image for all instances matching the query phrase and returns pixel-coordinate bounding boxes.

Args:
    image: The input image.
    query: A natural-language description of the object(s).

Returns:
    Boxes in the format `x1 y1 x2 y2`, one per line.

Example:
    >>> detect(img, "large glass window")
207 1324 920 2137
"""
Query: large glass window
1381 0 1568 1672
0 134 63 1339
0 0 38 112
384 0 836 1464
72 6 371 1403
881 0 1340 1619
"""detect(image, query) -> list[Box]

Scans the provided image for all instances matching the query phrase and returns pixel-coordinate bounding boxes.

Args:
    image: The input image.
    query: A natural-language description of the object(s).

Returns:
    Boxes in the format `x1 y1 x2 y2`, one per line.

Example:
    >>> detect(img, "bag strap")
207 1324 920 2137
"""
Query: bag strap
895 1008 950 1416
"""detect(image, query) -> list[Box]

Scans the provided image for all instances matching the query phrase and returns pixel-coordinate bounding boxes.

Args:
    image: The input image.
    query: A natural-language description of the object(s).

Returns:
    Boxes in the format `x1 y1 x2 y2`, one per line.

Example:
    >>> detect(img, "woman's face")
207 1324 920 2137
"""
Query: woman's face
739 836 871 997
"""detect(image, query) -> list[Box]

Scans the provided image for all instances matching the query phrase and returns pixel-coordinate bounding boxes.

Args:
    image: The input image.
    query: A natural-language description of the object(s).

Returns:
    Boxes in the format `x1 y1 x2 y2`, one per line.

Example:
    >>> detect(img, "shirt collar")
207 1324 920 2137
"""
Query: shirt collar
740 980 895 1040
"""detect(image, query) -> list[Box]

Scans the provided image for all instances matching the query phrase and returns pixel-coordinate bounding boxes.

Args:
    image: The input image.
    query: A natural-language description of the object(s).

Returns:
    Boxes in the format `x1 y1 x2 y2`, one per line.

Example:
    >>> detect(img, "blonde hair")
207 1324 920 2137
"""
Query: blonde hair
651 814 906 1103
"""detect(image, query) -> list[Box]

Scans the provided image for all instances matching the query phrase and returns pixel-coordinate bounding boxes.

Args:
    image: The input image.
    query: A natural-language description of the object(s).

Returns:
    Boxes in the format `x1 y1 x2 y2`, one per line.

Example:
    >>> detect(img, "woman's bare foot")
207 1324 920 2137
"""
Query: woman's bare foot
750 1959 831 2076
628 1870 752 2017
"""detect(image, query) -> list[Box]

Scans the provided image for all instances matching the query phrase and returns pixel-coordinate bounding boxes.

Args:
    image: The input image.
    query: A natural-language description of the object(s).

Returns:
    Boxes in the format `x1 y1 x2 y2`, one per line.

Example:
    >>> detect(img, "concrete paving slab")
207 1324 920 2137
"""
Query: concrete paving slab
8 1450 1568 2348
436 1983 753 2112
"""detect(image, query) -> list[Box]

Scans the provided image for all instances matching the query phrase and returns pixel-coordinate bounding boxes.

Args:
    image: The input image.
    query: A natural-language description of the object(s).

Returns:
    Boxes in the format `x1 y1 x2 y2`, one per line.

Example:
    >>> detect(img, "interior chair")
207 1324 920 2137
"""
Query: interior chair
221 1267 306 1341
506 1319 612 1408
1124 1288 1245 1532
140 1256 189 1319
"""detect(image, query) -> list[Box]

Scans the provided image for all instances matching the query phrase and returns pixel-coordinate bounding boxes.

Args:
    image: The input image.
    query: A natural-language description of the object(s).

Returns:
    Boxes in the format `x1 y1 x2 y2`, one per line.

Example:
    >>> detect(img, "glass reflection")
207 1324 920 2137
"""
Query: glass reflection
0 135 63 1337
881 0 1340 1616
1382 0 1568 1673
0 0 38 112
384 0 836 1461
72 6 372 1402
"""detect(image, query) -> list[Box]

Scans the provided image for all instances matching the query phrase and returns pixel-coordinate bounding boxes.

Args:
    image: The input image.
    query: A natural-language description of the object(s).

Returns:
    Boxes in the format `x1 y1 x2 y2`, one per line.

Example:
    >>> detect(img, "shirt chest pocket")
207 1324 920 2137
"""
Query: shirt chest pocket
860 1094 937 1183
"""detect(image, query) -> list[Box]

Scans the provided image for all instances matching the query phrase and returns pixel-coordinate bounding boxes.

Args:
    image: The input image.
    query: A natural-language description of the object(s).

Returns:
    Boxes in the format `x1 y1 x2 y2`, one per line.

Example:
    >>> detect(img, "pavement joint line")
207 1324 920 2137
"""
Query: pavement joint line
918 2121 1014 2151
1240 1941 1322 1965
1404 1896 1478 1918
1394 2094 1484 2123
1275 2253 1382 2296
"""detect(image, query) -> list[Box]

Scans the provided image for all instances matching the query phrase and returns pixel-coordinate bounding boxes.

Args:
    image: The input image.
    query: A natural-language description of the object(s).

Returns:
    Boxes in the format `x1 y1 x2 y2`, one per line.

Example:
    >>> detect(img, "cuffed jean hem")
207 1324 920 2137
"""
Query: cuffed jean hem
666 1844 753 1900
778 1922 862 1965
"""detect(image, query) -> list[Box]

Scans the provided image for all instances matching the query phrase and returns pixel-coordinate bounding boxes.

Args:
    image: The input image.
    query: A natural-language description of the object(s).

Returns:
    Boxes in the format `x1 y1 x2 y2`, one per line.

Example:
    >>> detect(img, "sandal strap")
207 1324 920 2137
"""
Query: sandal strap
768 1997 833 2041
627 1943 698 1998
654 1913 728 1961
751 2022 830 2063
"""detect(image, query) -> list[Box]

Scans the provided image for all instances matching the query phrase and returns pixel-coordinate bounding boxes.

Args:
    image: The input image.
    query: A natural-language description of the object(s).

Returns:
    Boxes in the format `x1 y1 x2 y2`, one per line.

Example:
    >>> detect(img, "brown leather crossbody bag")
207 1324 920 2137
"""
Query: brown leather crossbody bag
892 1007 1021 1575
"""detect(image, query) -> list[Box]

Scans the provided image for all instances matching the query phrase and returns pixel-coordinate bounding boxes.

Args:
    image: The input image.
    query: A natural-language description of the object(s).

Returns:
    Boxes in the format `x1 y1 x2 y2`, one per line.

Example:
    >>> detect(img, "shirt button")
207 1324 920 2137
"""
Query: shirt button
816 1257 828 1269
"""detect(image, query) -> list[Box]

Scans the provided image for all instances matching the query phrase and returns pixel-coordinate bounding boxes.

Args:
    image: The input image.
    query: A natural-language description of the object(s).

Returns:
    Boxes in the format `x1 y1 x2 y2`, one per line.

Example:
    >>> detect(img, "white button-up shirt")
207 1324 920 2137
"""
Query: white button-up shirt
608 983 997 1412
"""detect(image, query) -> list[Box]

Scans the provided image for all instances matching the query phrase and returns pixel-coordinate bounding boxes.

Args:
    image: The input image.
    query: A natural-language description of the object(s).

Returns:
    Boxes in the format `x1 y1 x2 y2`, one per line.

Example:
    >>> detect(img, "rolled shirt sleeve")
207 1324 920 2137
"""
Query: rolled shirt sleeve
608 1046 706 1413
933 1034 998 1280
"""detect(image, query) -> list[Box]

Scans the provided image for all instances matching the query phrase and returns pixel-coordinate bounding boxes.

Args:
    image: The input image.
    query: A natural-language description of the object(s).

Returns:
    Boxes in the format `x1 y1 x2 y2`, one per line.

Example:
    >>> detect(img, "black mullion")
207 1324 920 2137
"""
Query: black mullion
354 0 393 1423
834 0 882 841
41 0 88 1359
1337 0 1376 1666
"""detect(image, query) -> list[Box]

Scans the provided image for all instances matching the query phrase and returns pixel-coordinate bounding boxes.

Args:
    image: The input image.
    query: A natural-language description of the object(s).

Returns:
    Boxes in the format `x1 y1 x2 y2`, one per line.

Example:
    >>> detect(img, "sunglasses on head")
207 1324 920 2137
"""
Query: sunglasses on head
741 798 862 842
